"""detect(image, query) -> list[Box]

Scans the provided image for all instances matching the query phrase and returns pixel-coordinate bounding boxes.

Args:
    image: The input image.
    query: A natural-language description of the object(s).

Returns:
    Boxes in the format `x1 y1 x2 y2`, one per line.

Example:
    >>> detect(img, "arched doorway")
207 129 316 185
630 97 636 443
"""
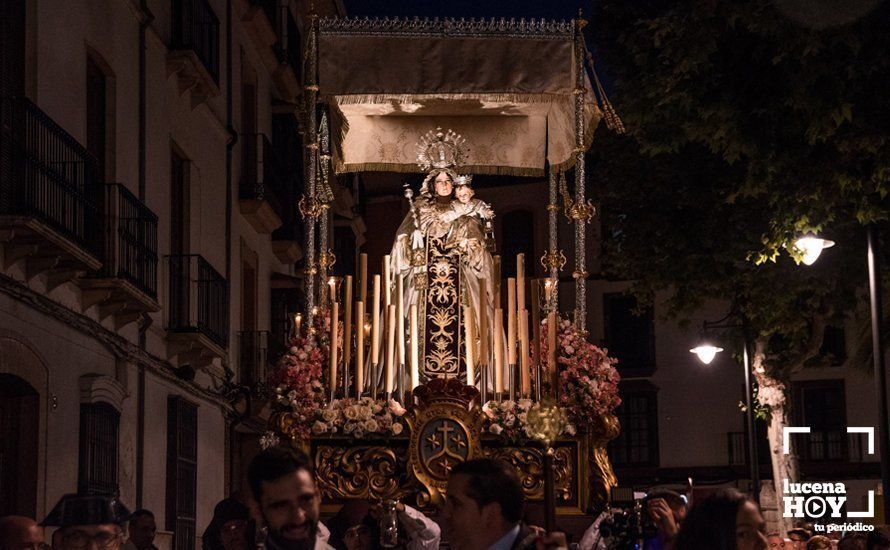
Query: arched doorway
0 373 39 516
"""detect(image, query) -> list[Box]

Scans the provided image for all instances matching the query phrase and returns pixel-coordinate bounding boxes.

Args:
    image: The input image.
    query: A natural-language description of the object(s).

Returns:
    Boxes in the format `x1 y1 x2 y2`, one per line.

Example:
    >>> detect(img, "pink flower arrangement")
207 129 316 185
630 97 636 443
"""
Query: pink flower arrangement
539 317 622 430
269 313 330 440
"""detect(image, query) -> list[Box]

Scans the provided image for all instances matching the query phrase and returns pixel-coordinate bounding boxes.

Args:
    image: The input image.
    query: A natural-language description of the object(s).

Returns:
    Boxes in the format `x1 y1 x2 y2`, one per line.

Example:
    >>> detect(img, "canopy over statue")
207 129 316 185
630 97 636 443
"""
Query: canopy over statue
315 17 604 176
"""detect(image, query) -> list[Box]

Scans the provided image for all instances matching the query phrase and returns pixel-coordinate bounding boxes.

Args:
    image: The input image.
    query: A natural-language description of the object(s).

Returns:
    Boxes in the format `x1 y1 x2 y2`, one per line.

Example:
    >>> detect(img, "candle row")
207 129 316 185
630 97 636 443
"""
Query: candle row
296 252 560 403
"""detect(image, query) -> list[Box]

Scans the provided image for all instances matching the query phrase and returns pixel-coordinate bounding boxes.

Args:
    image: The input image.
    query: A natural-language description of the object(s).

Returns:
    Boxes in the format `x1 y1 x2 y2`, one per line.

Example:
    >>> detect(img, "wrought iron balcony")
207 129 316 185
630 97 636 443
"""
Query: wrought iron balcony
166 254 228 366
80 184 160 326
0 96 103 277
167 0 220 107
240 133 286 234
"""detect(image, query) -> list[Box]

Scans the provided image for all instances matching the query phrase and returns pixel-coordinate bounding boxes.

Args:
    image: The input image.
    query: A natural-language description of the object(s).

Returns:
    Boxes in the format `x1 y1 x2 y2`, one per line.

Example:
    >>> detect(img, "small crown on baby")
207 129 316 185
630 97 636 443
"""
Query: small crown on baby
455 174 474 187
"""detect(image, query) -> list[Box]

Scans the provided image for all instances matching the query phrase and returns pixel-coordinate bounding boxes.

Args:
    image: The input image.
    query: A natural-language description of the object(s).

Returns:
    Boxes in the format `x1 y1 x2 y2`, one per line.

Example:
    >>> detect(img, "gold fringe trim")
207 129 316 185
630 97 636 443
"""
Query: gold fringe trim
334 161 545 178
329 92 586 106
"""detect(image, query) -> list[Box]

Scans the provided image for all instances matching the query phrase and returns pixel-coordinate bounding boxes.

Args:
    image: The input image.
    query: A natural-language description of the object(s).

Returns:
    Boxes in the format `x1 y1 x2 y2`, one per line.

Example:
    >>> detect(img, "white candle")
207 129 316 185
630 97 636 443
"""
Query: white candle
520 309 531 396
328 277 337 304
359 253 368 303
507 279 517 366
517 254 526 313
329 301 339 395
494 309 504 395
343 276 353 371
383 255 392 307
410 304 419 389
385 304 396 395
294 313 302 338
464 305 475 386
397 277 405 367
355 301 364 397
479 299 489 367
371 275 381 365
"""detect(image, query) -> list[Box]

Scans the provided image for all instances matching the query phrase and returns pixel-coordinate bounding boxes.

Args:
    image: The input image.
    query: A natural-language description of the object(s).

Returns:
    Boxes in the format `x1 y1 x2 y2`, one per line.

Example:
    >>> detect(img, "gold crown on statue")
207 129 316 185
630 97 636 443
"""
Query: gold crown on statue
454 174 473 187
416 127 467 172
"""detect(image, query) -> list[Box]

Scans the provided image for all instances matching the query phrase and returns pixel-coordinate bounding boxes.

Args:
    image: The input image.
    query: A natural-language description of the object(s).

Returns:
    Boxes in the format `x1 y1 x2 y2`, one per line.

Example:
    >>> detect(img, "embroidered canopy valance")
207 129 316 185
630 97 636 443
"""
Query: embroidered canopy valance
316 17 602 176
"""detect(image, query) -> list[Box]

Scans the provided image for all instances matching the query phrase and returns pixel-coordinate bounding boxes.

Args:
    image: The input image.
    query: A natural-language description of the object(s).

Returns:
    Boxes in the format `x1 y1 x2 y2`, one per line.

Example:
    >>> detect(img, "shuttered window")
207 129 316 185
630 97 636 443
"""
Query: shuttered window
78 402 120 495
166 396 198 550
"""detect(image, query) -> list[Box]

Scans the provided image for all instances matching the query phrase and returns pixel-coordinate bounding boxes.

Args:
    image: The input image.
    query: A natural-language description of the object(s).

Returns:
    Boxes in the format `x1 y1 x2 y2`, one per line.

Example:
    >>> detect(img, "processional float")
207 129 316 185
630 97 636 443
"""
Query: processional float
264 14 626 524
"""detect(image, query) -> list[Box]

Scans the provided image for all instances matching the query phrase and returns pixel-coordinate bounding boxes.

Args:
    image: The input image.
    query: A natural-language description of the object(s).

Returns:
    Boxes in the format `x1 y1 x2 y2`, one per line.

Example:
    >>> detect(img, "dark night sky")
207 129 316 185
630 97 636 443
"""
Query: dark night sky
342 0 593 21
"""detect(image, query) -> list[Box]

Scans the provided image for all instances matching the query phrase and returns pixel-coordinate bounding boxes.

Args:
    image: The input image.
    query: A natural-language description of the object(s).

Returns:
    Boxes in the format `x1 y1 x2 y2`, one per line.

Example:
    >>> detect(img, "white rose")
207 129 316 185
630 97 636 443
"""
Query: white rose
564 423 577 436
311 421 327 434
344 407 358 420
364 419 379 432
517 399 533 411
359 406 373 420
502 400 515 411
290 346 299 354
489 424 504 435
322 409 337 423
391 422 404 435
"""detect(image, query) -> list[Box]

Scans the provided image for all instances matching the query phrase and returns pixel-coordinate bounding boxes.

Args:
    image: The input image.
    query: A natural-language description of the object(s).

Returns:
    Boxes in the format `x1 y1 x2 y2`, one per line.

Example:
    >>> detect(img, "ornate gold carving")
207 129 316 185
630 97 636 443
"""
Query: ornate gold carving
485 446 575 504
299 194 322 220
587 414 620 512
314 445 414 501
558 175 596 224
540 250 567 272
407 380 485 506
317 250 337 270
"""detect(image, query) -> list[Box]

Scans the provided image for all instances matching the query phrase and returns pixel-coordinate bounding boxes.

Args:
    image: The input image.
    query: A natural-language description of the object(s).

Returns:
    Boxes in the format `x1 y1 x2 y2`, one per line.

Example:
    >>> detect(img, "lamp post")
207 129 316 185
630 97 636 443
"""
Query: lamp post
691 314 760 501
797 229 890 520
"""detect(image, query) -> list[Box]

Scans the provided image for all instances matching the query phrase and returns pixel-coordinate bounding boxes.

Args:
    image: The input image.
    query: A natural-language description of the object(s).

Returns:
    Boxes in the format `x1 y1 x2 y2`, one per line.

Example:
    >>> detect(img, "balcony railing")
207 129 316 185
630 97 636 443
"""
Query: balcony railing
0 97 102 257
167 254 228 347
241 133 286 216
239 330 270 393
100 184 158 297
172 0 220 82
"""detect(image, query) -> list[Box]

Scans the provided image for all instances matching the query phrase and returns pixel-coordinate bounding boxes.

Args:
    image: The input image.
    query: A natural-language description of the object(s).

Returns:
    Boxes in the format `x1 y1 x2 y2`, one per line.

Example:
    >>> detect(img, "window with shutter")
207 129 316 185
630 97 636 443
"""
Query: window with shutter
166 396 198 550
78 402 120 495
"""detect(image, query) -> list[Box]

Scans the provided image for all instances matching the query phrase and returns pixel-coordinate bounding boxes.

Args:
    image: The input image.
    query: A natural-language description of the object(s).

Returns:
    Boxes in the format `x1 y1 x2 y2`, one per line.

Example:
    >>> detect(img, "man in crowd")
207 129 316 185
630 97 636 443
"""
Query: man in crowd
123 510 156 550
868 526 890 550
444 458 566 550
327 499 440 550
247 447 332 550
644 490 687 549
788 527 811 550
767 532 786 549
41 494 130 550
0 516 46 550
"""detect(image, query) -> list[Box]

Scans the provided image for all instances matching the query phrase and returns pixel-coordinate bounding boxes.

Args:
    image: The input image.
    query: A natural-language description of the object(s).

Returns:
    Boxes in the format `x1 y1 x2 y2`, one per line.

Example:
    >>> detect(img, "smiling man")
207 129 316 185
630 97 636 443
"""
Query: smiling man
247 447 333 550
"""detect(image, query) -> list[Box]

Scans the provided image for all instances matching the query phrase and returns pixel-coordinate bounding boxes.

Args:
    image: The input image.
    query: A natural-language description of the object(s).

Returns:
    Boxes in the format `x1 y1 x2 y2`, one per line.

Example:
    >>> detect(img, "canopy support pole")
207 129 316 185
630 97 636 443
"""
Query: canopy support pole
304 14 320 328
573 16 588 332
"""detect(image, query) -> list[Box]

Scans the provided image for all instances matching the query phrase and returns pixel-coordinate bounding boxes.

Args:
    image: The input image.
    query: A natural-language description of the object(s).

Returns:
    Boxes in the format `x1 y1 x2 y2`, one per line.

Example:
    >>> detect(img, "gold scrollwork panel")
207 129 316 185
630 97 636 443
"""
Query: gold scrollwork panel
485 446 576 506
314 444 414 502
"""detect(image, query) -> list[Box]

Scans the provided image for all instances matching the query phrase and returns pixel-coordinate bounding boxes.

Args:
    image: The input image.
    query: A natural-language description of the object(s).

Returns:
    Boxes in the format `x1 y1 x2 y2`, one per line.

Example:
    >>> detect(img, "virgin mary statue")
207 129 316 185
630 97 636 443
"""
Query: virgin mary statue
390 128 498 384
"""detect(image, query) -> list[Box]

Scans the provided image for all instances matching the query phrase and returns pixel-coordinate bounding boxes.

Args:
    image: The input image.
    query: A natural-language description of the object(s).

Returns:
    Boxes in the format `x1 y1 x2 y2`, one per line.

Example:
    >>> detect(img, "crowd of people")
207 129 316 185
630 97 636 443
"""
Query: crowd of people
1 450 888 550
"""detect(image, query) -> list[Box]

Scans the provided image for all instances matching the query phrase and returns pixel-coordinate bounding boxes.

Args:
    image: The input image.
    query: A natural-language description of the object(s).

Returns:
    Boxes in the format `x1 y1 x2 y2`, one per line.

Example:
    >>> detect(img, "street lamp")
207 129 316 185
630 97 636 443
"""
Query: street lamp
802 228 890 520
793 233 835 266
691 315 760 501
689 344 724 365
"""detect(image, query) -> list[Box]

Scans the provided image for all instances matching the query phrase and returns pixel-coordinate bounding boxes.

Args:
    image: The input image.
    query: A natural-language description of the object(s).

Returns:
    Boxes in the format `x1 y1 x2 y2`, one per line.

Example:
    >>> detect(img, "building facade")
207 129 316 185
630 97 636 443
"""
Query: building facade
0 0 352 547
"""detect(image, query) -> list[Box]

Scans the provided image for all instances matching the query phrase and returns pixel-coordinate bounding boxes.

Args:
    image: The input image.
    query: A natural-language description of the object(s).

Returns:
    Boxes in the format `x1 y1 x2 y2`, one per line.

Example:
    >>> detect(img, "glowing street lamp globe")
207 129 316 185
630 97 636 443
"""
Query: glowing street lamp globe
690 344 724 365
794 234 835 266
